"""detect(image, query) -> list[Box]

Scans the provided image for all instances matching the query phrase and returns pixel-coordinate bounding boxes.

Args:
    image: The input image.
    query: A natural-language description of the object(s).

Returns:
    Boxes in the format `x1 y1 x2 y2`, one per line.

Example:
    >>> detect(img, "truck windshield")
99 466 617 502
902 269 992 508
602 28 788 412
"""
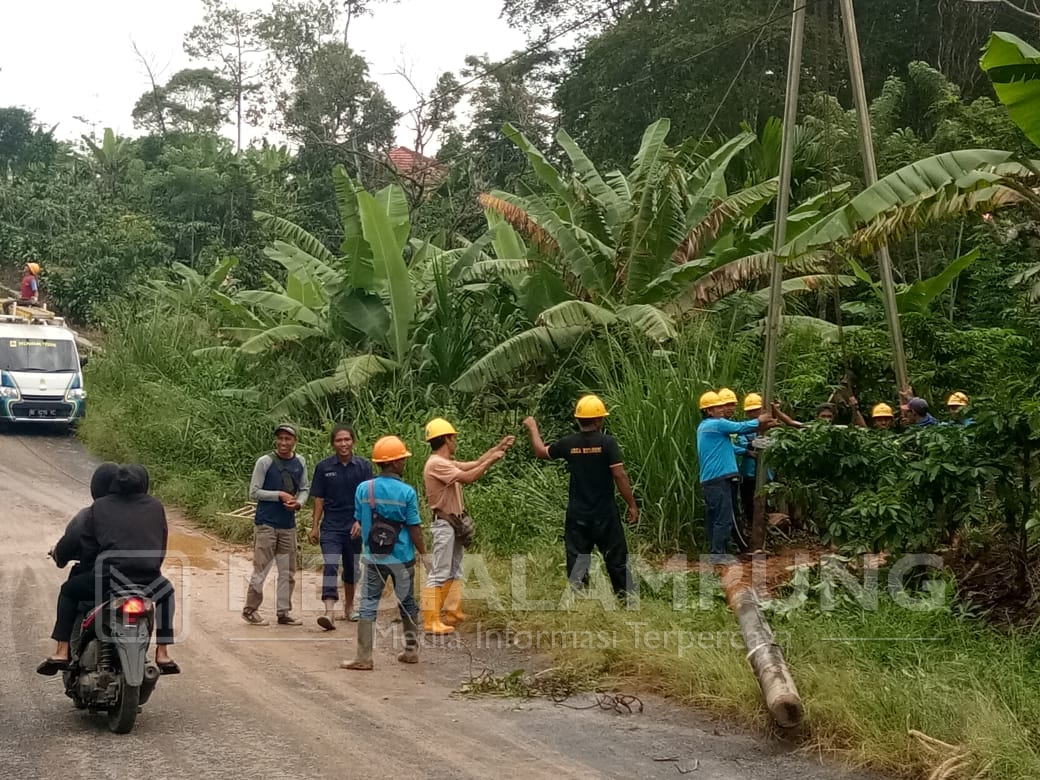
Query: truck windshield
0 338 79 372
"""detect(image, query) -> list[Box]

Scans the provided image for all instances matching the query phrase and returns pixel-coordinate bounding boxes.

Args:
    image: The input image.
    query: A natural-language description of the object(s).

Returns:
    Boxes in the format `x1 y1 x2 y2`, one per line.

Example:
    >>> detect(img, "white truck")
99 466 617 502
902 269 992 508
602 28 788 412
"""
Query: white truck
0 314 87 430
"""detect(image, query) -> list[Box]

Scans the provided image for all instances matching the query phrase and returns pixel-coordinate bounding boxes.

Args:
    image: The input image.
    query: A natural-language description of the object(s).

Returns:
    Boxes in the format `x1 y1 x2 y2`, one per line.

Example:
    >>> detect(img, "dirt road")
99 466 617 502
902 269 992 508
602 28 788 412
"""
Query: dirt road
0 429 880 779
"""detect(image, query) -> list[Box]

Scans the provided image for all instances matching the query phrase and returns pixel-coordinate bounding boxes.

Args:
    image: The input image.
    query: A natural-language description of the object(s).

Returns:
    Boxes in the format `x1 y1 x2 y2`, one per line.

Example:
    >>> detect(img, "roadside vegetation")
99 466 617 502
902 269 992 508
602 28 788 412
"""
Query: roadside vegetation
5 1 1040 776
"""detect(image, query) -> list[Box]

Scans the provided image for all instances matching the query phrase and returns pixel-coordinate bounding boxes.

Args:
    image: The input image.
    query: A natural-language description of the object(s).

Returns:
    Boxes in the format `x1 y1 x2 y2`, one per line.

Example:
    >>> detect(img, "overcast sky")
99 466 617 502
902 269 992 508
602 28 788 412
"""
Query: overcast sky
0 0 528 147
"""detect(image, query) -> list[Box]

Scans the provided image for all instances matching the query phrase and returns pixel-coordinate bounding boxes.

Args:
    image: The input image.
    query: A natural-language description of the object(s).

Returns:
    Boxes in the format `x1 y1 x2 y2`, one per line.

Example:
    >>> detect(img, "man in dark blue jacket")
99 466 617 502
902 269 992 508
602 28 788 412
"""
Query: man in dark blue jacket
243 424 310 626
309 426 372 630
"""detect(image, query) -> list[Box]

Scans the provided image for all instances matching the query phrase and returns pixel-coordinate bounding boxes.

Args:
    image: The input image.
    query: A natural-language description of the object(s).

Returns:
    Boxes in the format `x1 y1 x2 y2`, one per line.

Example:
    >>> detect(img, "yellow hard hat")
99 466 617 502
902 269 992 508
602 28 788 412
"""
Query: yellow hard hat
871 403 893 418
26 262 41 275
718 387 738 405
699 391 723 410
372 435 412 463
424 417 458 441
574 394 609 419
743 393 763 412
947 392 969 408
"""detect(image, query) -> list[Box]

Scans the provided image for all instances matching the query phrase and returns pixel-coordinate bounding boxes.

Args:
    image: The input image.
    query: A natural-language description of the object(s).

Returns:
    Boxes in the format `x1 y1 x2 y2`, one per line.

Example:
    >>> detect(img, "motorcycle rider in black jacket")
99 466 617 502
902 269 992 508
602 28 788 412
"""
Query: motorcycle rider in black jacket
38 464 179 676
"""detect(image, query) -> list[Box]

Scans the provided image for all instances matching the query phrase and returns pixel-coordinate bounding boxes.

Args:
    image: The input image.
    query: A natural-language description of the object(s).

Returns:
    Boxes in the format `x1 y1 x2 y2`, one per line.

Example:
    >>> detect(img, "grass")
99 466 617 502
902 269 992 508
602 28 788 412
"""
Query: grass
77 305 1040 779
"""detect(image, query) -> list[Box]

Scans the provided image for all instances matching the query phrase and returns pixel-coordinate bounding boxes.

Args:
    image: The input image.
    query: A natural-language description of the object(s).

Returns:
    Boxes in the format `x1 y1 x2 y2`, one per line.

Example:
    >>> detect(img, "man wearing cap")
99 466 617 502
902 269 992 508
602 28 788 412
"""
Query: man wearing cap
901 397 939 428
523 395 639 597
945 392 974 426
243 424 310 626
422 419 513 635
341 435 428 671
310 426 372 630
20 262 40 305
698 391 774 558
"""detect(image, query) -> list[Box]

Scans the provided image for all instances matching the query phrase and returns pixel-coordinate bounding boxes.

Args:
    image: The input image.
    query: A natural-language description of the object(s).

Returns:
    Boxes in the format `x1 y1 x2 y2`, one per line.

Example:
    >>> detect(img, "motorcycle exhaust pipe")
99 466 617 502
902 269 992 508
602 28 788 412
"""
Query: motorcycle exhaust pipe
138 662 160 706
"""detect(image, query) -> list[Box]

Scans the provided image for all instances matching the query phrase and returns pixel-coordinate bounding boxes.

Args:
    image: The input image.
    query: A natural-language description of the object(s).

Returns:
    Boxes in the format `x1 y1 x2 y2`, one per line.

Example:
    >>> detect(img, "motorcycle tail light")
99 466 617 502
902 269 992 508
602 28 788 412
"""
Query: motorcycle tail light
121 598 146 615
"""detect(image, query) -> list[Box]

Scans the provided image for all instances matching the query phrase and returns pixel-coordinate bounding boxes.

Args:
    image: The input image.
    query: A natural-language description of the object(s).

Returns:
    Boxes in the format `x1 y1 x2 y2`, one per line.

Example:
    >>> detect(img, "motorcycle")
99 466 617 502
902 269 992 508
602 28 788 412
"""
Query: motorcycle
62 588 161 734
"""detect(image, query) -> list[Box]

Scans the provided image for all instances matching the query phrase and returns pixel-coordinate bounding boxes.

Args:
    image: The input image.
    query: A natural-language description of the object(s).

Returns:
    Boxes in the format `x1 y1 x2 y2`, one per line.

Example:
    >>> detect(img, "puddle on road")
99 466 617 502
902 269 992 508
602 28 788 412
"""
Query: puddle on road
166 533 222 571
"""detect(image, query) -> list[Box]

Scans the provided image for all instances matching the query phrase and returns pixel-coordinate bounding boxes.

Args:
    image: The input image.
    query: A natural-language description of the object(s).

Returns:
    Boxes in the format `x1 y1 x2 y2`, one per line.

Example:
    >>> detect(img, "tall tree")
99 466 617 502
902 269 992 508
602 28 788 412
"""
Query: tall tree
0 107 58 179
183 0 267 150
132 68 236 135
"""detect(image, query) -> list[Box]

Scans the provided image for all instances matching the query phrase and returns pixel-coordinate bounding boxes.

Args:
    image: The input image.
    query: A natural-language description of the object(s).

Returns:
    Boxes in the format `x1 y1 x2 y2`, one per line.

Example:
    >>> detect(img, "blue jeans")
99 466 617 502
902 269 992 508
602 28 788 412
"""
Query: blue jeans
703 477 736 556
320 529 362 601
358 560 418 622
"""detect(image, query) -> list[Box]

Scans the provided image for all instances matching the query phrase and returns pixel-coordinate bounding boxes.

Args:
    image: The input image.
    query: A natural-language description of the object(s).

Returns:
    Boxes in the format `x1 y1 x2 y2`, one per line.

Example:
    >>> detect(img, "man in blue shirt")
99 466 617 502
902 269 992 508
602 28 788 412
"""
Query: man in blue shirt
310 426 373 630
901 397 939 428
697 391 773 558
340 435 429 671
243 424 310 626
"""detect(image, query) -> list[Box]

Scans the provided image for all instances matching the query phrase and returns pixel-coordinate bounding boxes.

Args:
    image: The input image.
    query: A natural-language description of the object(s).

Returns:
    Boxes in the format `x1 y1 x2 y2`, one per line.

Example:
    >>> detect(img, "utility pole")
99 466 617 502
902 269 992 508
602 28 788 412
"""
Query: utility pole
838 0 909 392
752 0 806 552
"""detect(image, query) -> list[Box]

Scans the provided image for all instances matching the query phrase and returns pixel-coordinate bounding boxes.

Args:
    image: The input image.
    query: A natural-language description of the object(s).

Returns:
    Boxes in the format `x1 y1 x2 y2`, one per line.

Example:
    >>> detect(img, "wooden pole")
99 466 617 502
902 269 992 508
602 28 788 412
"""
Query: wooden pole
752 0 807 552
838 0 909 392
727 581 804 728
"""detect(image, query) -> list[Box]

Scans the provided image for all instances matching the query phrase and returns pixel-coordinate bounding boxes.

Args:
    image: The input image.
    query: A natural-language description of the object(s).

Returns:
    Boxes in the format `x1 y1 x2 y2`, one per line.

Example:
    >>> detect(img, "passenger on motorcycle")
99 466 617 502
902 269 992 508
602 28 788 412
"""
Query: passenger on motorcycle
38 464 179 676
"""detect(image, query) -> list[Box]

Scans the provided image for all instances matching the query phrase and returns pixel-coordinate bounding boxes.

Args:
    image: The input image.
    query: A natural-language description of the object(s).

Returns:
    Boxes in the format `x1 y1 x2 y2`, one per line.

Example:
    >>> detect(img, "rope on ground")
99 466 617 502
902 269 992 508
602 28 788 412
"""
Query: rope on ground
456 650 643 714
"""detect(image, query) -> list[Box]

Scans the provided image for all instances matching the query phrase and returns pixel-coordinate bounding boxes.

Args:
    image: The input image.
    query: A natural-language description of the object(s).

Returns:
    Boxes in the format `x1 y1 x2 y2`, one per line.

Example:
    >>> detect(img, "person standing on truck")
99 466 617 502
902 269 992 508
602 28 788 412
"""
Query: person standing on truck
20 262 40 305
242 424 310 626
309 426 372 630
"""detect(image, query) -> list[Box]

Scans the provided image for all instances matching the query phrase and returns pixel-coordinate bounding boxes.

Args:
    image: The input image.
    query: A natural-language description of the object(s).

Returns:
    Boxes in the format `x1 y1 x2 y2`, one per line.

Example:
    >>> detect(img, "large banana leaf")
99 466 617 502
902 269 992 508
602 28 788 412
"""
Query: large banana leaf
332 166 374 289
205 255 239 288
331 289 390 343
235 291 322 326
375 183 411 253
981 32 1040 147
356 188 415 366
518 264 571 320
274 355 398 415
536 300 618 329
684 132 758 222
614 304 676 341
847 248 980 314
236 324 323 354
622 119 674 298
556 128 624 235
485 209 527 260
264 240 342 296
491 190 614 296
452 326 587 393
781 150 1017 258
503 123 574 209
254 211 337 267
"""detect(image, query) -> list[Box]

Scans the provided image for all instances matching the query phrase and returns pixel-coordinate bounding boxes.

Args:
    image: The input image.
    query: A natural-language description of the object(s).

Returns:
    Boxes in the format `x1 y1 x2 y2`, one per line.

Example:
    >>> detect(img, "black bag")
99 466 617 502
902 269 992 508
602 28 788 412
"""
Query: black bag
366 479 404 556
268 452 300 494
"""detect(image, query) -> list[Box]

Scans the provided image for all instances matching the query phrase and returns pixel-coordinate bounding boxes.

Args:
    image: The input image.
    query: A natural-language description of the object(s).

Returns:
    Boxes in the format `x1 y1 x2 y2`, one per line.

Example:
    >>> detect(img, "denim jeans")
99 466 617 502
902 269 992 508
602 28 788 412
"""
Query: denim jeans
358 560 419 622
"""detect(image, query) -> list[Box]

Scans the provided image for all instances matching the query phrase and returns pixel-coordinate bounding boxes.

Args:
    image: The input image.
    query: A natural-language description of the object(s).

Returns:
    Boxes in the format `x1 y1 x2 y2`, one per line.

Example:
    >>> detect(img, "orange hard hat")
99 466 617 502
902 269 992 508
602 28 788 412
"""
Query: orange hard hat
371 435 412 463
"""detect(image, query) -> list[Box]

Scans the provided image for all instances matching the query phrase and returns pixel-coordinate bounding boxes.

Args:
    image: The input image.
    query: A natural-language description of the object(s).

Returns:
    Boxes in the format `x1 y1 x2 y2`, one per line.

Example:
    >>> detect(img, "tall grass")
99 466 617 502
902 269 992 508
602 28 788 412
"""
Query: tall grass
582 325 755 550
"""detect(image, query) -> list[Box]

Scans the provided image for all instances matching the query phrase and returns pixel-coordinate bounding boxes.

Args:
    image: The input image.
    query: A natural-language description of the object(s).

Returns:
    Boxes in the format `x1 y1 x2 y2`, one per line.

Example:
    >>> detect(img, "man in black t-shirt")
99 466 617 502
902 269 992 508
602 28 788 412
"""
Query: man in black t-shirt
523 395 639 597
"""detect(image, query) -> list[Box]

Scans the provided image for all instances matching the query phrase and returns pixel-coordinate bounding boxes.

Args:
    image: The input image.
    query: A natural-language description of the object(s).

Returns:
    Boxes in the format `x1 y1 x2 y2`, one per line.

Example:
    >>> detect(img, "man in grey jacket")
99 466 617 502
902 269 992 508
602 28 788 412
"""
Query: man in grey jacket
243 424 310 626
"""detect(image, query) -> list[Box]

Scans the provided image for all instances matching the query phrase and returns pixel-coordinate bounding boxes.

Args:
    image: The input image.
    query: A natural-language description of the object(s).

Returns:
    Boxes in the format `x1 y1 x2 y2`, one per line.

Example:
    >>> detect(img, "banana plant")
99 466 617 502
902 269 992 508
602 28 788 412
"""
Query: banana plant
981 32 1040 149
846 249 980 315
453 120 846 392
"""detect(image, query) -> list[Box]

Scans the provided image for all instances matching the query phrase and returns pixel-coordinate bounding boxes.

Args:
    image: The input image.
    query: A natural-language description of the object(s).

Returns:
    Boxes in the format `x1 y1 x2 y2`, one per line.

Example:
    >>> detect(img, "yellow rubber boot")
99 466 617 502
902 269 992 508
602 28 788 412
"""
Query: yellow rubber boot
421 586 455 635
441 579 468 626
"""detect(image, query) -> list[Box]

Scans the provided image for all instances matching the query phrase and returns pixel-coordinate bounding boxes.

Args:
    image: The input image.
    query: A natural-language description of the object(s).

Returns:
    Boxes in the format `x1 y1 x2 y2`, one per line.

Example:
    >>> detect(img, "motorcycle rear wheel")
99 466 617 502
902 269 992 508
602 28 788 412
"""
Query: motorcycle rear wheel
107 683 141 734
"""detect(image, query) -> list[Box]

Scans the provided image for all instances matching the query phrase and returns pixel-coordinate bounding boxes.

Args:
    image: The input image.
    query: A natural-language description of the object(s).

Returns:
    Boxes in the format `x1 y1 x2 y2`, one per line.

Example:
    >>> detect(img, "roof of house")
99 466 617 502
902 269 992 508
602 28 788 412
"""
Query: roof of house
387 146 448 185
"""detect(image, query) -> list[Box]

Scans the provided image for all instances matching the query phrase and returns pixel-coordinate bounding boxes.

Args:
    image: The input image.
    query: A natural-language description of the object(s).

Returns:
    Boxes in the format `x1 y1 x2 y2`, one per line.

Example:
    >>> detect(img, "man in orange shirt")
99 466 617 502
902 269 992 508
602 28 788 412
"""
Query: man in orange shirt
421 418 514 634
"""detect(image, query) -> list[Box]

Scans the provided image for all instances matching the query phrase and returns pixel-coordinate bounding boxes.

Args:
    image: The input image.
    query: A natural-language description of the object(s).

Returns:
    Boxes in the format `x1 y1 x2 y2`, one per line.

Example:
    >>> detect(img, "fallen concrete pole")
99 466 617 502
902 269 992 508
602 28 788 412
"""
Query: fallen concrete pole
726 582 804 728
